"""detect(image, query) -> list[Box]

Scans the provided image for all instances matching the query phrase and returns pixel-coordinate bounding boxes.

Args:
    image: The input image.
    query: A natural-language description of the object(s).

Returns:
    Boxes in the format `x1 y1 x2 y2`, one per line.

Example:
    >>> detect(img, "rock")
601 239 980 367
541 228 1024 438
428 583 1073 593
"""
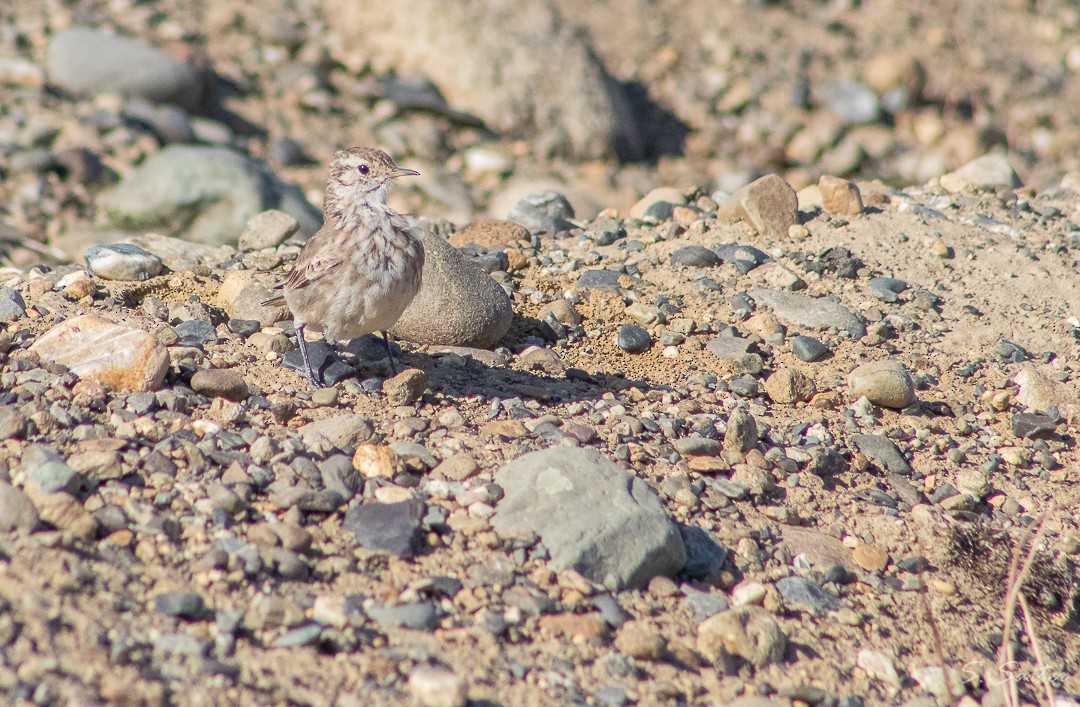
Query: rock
818 175 864 215
673 437 723 457
1014 364 1080 422
704 336 764 375
0 406 28 440
391 232 513 349
237 210 300 251
84 244 163 281
750 289 867 338
507 192 576 233
520 347 566 376
732 175 798 240
857 649 901 691
714 243 771 273
408 666 467 707
190 369 249 401
1011 412 1058 439
791 335 830 362
680 526 729 581
325 0 640 160
343 498 425 558
298 415 377 451
616 324 651 353
751 262 806 291
0 482 41 531
847 360 915 408
868 277 908 303
352 445 407 479
775 576 840 612
47 28 203 110
630 187 686 220
366 601 439 631
575 269 623 290
432 453 480 481
30 315 169 392
850 435 914 476
449 219 529 248
763 368 816 404
852 544 889 572
96 145 322 246
669 245 720 267
781 527 858 573
216 272 287 327
28 462 82 495
696 607 787 667
820 78 880 123
614 622 666 661
940 152 1022 192
0 287 27 322
155 591 205 619
492 448 686 589
383 368 428 406
723 409 758 454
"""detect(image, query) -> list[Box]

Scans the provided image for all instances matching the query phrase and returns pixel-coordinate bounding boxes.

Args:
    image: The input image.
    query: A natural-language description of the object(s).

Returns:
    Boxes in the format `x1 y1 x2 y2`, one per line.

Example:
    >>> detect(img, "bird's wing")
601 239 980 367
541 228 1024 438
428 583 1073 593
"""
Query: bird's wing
260 231 344 306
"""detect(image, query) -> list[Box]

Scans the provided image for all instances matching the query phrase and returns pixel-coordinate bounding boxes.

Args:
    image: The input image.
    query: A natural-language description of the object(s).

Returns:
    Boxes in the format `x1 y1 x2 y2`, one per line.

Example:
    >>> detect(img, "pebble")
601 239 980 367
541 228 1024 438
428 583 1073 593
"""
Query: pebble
939 152 1022 192
629 187 685 219
723 409 758 454
492 447 686 589
714 243 770 273
576 269 623 290
155 591 205 619
47 28 203 110
30 314 169 392
0 287 27 322
190 369 249 401
616 324 651 353
868 277 908 303
673 437 723 457
83 244 163 281
669 245 719 267
791 335 830 362
432 453 480 481
704 336 763 374
238 210 300 251
408 666 468 707
383 368 428 406
732 174 798 240
343 498 424 558
391 232 513 349
763 368 816 404
751 289 867 339
449 218 529 248
775 576 840 612
819 175 864 215
352 445 407 479
298 414 377 451
731 581 767 606
696 607 787 667
847 360 916 408
97 145 322 246
0 406 28 440
272 624 323 648
366 601 439 631
1011 412 1057 439
820 78 881 123
851 544 888 572
0 482 41 531
614 622 666 661
856 649 901 690
507 191 575 233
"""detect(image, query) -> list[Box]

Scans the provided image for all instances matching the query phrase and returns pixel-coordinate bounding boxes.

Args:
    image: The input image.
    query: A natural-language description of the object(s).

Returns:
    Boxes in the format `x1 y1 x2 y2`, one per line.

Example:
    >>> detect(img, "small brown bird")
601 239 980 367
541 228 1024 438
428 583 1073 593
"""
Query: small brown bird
263 147 424 386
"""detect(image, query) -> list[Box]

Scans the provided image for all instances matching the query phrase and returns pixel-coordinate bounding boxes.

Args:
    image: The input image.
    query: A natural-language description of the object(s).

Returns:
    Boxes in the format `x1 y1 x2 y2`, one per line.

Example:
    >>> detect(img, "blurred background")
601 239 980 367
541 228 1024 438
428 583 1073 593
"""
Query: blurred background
2 0 1079 265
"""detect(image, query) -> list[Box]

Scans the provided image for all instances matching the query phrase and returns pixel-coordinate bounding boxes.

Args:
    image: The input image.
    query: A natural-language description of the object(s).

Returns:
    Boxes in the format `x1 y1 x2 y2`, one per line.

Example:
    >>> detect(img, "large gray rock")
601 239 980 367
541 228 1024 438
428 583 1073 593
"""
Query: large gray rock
322 0 641 160
47 28 203 110
391 231 513 349
96 146 322 246
492 447 685 589
750 289 866 339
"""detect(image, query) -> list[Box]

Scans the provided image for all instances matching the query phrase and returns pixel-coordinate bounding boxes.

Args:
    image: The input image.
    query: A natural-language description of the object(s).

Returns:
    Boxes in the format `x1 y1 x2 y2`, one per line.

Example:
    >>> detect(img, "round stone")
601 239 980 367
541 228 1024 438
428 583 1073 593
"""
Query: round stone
847 360 915 409
617 324 651 353
190 369 249 401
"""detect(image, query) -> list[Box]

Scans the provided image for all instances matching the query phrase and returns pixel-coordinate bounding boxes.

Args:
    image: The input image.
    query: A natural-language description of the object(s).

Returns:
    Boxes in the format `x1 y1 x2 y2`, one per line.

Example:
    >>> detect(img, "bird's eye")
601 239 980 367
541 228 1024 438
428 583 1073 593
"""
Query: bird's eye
357 164 370 175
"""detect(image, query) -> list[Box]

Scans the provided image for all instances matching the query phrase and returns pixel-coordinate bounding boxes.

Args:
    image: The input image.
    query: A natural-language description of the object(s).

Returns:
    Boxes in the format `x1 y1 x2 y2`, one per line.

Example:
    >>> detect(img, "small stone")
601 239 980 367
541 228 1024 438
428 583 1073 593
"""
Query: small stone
733 175 798 240
155 591 205 619
190 369 249 401
0 405 29 440
575 269 623 290
343 498 424 558
1011 412 1058 439
940 152 1022 192
30 315 169 392
391 233 513 348
723 409 758 454
868 277 908 303
352 445 407 479
508 191 575 233
751 289 867 339
238 210 300 251
383 368 427 406
630 187 686 220
776 576 840 613
366 601 439 631
0 287 27 322
847 360 916 409
614 622 666 661
763 368 816 404
791 335 829 362
851 544 889 572
298 414 377 451
857 649 901 690
669 245 720 267
821 78 880 123
616 324 651 353
819 175 864 215
696 607 787 667
408 666 467 707
84 244 163 281
704 336 763 375
673 437 723 457
731 581 767 606
0 482 41 531
432 453 480 481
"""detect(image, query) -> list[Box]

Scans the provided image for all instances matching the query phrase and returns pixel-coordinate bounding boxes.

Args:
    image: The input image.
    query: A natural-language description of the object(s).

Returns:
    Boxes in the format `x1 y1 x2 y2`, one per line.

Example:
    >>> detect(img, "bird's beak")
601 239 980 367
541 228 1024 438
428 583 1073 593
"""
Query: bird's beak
389 167 420 179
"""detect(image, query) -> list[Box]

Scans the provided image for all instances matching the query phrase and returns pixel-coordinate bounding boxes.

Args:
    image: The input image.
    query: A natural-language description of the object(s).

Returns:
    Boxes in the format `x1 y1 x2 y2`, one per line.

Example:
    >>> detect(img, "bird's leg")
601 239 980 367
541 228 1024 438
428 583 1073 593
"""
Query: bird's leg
381 330 398 376
296 324 321 387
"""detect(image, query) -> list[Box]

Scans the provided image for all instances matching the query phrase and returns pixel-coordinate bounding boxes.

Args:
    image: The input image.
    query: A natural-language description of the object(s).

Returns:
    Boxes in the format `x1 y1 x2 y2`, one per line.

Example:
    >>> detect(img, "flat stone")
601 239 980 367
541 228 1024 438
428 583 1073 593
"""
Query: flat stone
819 175 864 215
366 601 439 631
868 277 908 303
850 434 914 476
673 437 723 457
680 526 728 581
0 405 28 440
48 28 203 110
97 145 322 246
791 335 829 362
30 315 169 392
492 447 686 589
847 360 915 408
190 369 249 401
780 527 857 573
775 576 840 612
714 244 770 273
576 269 623 290
750 289 866 338
391 232 513 349
84 244 163 281
282 340 353 386
155 591 205 619
851 544 889 572
298 414 377 451
343 498 424 558
704 336 763 374
696 607 787 667
669 245 720 267
733 175 798 240
1011 412 1058 439
0 287 27 322
237 210 300 251
857 649 901 690
616 324 651 353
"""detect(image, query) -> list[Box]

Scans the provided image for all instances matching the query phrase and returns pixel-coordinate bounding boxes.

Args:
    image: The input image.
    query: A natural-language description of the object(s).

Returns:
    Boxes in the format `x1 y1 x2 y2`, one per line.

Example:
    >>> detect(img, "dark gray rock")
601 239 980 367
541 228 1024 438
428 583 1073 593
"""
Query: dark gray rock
775 576 841 612
155 591 206 619
343 497 425 558
714 243 770 273
174 320 217 347
1011 412 1058 439
791 335 830 362
680 526 728 581
492 447 686 589
669 245 720 267
282 340 354 386
616 324 651 353
576 269 623 290
850 434 913 476
868 277 908 303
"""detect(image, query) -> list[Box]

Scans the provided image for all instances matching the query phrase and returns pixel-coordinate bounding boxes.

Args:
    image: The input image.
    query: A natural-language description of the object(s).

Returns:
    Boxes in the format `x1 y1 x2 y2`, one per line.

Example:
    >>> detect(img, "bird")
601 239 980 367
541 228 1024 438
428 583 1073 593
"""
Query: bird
262 147 424 387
